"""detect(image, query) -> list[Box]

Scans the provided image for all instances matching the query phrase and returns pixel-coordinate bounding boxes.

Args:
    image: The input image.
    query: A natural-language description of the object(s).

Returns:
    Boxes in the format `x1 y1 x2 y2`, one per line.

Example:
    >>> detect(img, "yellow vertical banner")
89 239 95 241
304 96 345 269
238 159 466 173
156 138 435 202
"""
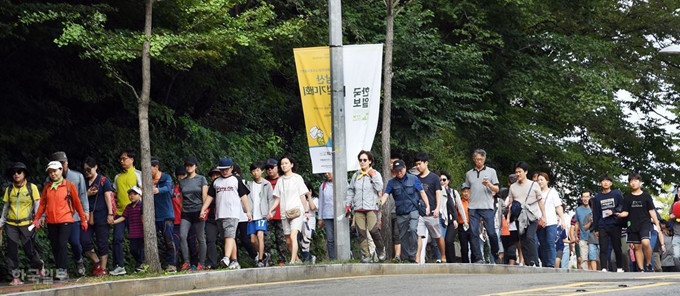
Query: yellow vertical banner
293 47 333 173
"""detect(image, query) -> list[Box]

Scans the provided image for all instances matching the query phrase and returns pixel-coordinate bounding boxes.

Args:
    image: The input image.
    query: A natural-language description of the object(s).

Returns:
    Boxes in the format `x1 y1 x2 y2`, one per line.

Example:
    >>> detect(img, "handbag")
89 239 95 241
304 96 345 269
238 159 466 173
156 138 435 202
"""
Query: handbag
285 208 301 219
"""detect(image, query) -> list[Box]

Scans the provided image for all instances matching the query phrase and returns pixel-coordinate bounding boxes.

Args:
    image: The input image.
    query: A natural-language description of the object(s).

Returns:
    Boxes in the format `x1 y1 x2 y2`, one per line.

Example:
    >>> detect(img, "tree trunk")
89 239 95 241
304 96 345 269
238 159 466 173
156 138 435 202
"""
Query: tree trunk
380 1 396 259
140 0 161 273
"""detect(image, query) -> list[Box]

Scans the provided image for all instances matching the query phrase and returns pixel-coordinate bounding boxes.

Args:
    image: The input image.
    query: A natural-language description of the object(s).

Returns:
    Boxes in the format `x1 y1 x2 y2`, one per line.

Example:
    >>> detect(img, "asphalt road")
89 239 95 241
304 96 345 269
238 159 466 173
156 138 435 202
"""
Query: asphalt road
152 271 680 296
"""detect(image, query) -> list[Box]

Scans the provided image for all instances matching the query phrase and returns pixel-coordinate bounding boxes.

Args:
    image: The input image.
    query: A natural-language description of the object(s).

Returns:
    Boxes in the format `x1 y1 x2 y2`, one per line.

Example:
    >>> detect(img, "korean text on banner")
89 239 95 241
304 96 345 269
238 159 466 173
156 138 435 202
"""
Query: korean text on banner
294 45 383 174
293 47 333 174
344 44 383 171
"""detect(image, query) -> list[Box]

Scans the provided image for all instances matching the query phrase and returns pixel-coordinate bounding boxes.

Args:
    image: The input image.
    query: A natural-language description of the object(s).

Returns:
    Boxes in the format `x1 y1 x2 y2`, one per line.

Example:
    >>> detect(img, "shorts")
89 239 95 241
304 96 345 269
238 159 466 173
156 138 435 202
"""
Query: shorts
247 219 268 235
556 249 564 259
417 217 427 238
219 218 239 239
627 223 652 244
421 216 442 239
588 243 599 261
282 215 304 235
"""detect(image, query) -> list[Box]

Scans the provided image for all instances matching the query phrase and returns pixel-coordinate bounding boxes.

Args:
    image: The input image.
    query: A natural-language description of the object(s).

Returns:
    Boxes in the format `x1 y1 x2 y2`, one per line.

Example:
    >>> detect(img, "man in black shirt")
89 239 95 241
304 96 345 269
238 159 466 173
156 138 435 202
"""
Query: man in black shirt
616 173 665 272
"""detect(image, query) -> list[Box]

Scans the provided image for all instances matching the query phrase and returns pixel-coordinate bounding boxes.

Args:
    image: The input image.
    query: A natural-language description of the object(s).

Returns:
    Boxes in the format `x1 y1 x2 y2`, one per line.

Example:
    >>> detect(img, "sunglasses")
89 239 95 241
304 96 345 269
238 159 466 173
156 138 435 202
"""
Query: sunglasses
13 170 24 175
440 178 447 182
358 158 370 163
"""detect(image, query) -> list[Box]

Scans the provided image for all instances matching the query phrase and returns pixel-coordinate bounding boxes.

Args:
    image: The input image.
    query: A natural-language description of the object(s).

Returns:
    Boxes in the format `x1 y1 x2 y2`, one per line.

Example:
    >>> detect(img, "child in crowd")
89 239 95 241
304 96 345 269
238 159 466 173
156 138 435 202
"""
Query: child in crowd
113 186 145 272
247 161 274 267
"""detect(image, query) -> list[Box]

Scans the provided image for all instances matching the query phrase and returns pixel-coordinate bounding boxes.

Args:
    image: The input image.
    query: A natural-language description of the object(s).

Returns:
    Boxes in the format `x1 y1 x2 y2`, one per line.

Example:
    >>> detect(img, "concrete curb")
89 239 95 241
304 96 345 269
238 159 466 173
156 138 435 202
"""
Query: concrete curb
11 263 593 296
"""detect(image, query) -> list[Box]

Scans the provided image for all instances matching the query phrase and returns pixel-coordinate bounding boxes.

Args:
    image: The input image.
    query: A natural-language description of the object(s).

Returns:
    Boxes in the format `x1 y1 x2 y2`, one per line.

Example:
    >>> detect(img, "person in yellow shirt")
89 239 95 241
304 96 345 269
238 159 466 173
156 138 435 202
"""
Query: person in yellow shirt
0 162 44 286
110 149 142 276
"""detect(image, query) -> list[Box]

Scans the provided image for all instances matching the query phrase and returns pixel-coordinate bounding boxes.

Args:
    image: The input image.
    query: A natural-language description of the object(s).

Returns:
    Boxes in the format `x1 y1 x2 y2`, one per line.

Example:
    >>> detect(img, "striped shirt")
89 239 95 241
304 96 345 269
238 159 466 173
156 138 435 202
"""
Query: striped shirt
123 201 144 239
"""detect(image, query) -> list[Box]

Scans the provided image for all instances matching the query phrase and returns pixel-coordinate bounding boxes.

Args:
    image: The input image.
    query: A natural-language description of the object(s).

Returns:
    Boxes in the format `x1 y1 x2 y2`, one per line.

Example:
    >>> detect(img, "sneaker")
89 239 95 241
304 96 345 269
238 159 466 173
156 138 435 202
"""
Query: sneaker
289 260 303 265
98 269 108 276
55 268 69 281
435 259 442 263
135 265 147 273
392 256 401 263
110 266 126 276
257 260 265 268
9 277 23 286
377 247 386 261
220 257 230 268
180 262 191 272
645 264 653 272
361 257 372 263
228 260 241 270
165 265 177 273
617 268 624 273
601 268 607 272
263 253 272 267
93 262 102 276
76 259 86 276
196 263 204 271
311 255 317 265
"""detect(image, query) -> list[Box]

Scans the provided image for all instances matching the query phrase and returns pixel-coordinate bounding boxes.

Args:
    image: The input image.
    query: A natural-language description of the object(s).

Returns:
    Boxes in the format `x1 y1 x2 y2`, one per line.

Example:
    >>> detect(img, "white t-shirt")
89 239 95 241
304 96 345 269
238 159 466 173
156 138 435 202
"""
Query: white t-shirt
213 175 249 220
542 188 562 226
272 173 308 215
250 182 264 220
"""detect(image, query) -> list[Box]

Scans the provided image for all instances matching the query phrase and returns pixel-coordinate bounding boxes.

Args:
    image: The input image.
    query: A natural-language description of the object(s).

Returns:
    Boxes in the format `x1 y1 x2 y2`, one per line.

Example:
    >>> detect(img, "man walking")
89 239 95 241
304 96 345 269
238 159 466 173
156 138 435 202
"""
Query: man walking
381 159 430 263
592 174 624 272
464 149 500 263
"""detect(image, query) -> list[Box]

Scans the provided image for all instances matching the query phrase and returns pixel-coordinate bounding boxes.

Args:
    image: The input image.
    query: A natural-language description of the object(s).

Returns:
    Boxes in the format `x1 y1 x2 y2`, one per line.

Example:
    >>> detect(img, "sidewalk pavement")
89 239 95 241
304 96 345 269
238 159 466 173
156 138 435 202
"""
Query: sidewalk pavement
2 263 591 296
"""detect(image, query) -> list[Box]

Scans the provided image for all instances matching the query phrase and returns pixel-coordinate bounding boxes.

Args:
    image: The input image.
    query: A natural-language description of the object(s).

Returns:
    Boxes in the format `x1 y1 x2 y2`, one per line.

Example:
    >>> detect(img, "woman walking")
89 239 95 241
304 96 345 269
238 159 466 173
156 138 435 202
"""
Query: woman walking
346 150 386 262
179 156 211 271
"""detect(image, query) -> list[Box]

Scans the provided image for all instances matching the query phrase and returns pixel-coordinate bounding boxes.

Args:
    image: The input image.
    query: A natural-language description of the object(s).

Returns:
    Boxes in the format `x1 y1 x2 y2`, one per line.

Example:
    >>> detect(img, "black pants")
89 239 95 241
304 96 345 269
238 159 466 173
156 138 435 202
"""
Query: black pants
129 237 145 267
238 221 257 259
444 222 458 262
6 225 42 271
458 227 474 263
82 223 110 257
520 220 538 266
47 223 72 270
156 220 176 266
599 226 622 269
205 221 219 267
502 231 519 262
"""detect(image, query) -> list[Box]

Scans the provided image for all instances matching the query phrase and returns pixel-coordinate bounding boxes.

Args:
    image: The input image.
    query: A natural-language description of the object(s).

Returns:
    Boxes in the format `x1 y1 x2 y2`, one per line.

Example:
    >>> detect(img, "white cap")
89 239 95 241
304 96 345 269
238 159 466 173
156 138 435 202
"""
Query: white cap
127 186 142 196
45 161 63 172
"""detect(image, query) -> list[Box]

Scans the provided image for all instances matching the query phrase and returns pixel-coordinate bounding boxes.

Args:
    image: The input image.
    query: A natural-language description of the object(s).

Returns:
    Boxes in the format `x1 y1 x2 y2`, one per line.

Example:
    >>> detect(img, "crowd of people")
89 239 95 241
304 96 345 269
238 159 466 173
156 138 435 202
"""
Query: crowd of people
1 148 679 286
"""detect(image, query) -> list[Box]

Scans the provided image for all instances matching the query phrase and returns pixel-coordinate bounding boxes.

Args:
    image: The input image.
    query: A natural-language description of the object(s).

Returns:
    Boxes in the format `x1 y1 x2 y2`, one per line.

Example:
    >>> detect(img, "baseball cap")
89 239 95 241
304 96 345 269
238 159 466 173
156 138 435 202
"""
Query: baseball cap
265 158 278 168
217 157 234 169
392 159 406 171
150 156 160 166
51 151 68 162
508 174 517 184
46 161 63 171
184 156 198 166
127 186 142 196
175 165 187 176
461 183 470 190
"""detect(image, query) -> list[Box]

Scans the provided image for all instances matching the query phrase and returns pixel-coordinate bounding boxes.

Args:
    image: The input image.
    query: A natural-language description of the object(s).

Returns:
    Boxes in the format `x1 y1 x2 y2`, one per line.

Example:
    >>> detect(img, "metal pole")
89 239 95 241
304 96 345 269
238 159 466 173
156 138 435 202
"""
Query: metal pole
329 0 350 260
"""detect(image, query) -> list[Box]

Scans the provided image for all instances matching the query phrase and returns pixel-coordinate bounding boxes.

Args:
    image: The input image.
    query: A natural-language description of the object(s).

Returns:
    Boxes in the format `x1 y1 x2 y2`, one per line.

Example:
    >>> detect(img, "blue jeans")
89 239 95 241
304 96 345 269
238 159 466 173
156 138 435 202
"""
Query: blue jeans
537 224 557 267
156 220 176 267
70 222 83 262
561 244 569 268
468 209 499 262
323 219 335 260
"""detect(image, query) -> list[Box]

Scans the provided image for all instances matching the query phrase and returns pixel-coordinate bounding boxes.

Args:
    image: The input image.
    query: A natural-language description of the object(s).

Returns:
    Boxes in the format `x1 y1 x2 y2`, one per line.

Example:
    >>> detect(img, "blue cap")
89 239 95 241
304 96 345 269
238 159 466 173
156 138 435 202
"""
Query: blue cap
217 157 234 169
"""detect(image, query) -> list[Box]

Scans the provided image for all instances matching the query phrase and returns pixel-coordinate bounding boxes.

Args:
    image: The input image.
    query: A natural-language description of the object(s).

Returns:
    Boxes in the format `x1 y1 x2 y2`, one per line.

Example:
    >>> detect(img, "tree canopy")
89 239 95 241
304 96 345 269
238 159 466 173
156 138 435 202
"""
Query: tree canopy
1 0 679 213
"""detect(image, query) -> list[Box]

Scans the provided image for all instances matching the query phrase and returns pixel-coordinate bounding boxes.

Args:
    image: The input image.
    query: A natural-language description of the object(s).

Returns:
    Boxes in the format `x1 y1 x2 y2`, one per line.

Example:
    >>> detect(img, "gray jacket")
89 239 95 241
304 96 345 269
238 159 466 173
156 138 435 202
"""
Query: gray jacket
345 170 384 211
246 179 274 219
